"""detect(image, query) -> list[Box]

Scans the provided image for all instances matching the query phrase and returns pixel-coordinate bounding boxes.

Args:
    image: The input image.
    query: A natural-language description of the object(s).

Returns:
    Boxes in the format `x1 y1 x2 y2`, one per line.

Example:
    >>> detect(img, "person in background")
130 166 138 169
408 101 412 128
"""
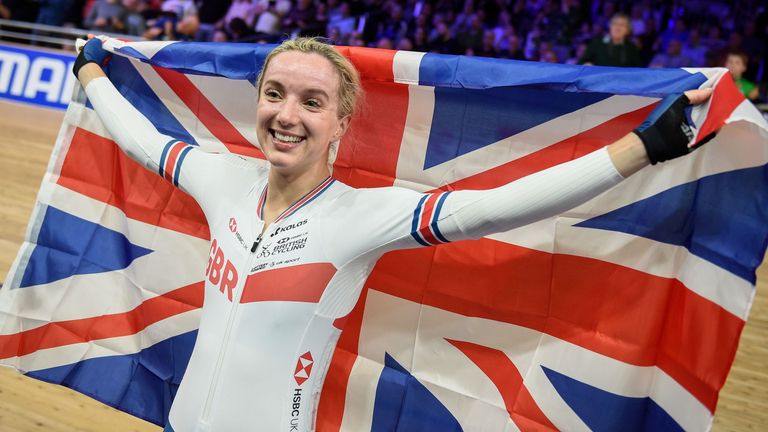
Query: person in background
650 39 693 68
85 0 126 33
0 1 10 19
194 0 230 41
144 0 198 40
682 27 707 67
725 51 760 101
222 0 258 30
579 12 643 67
36 0 75 26
327 1 356 41
253 0 282 40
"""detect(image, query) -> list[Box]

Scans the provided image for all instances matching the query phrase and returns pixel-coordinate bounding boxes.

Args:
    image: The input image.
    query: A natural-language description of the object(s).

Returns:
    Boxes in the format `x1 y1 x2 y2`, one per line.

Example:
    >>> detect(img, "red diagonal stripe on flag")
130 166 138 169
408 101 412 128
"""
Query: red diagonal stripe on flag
365 240 743 411
58 128 209 240
0 281 204 359
152 66 265 159
442 104 654 191
447 339 558 431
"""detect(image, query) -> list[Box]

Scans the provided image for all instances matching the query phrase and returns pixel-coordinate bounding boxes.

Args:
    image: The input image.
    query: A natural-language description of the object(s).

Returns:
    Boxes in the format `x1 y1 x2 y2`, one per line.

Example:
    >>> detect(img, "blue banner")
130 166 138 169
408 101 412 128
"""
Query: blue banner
0 43 76 110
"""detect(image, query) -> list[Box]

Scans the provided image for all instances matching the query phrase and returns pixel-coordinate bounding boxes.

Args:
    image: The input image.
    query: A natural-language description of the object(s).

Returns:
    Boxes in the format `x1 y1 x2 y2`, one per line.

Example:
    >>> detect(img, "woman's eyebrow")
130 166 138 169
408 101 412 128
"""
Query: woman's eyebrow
262 79 331 101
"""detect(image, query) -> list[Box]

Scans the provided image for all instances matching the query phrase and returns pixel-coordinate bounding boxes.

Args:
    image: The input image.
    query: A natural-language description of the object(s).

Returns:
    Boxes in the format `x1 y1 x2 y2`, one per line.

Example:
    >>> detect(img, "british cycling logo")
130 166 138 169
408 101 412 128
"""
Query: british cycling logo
290 351 314 431
228 217 237 232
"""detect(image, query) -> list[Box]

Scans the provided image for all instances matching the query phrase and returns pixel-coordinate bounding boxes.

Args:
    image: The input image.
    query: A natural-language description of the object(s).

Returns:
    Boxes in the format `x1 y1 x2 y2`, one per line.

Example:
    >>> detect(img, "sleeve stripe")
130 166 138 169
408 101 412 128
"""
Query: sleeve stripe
418 194 442 245
411 192 451 247
157 139 177 177
173 145 194 187
410 195 432 247
430 192 451 243
163 142 186 182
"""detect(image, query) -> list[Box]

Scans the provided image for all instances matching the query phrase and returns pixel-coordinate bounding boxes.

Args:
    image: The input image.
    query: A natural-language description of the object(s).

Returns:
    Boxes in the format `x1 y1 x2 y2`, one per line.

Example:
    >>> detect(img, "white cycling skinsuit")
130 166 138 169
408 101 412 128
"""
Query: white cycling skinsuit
84 76 625 431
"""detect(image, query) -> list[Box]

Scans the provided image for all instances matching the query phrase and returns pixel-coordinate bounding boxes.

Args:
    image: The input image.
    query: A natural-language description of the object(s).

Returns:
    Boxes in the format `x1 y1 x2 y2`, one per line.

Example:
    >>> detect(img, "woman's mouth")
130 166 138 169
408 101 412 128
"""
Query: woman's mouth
270 129 306 148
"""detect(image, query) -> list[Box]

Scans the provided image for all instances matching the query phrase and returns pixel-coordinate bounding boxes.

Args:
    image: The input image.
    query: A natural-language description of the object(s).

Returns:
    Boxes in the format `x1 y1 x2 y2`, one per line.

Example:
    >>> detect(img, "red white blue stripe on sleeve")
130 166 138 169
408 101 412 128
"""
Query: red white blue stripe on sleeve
411 192 452 246
158 140 193 187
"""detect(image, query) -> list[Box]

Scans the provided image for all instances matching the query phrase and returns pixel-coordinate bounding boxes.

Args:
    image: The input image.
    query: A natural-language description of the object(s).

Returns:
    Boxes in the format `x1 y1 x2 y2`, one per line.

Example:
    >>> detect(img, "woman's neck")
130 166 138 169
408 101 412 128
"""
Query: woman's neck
263 164 330 222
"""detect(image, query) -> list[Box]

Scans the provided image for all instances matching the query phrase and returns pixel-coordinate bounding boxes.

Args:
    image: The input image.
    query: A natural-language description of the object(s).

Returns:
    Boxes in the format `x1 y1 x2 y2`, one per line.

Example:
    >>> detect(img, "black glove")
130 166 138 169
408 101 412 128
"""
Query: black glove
633 94 696 165
72 38 111 78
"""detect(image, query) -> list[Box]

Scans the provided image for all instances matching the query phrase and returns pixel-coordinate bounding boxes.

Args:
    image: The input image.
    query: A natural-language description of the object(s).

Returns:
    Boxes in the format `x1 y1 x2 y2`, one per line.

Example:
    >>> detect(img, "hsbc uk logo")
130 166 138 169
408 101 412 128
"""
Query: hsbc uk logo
227 217 249 250
293 351 314 385
289 351 314 431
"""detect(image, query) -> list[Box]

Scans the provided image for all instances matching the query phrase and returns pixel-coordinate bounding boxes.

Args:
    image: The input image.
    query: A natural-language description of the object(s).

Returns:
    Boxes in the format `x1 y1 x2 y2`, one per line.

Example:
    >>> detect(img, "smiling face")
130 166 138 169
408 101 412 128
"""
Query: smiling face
256 51 350 178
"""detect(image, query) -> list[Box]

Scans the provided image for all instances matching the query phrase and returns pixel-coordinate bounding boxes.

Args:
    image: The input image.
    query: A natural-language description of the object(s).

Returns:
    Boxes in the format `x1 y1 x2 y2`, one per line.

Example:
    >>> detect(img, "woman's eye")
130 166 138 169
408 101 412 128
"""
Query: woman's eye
264 89 281 99
305 99 321 108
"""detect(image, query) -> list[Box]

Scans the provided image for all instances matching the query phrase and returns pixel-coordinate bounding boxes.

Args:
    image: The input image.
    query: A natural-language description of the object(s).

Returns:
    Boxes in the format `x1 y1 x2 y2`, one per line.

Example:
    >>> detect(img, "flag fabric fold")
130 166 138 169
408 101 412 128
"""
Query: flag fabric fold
1 38 767 431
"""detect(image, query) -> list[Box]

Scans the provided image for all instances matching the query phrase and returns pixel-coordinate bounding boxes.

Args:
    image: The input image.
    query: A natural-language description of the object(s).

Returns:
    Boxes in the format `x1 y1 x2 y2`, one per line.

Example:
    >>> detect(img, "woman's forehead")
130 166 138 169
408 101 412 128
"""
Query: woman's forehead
263 51 341 95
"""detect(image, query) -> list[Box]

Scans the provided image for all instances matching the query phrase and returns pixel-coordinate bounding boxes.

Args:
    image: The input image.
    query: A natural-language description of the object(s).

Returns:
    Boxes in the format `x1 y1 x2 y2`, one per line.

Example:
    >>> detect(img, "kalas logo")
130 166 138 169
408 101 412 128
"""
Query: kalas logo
228 217 238 233
293 351 314 386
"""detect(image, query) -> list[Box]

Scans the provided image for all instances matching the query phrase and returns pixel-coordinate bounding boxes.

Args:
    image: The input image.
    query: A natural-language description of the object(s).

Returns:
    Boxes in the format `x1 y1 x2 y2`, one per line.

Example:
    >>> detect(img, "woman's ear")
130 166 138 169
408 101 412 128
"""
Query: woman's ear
334 115 352 141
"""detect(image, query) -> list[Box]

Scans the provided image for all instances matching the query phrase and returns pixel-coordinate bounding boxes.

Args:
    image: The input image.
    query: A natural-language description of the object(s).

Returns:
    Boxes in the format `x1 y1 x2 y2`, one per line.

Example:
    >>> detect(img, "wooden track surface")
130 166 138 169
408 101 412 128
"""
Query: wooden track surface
0 99 765 431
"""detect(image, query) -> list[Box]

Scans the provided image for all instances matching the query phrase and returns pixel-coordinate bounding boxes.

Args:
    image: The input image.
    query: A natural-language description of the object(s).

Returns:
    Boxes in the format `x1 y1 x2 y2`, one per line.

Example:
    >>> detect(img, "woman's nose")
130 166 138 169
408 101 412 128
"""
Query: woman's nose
276 98 300 126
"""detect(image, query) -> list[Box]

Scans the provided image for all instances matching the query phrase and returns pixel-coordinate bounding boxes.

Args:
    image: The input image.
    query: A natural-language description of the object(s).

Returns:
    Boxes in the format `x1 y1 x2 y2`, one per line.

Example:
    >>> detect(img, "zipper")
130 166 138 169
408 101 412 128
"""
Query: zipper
198 221 267 428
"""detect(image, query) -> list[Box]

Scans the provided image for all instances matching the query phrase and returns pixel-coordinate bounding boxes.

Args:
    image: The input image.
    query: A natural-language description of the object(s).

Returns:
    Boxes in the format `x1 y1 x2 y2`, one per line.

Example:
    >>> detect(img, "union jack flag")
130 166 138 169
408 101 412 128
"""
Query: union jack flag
1 38 766 431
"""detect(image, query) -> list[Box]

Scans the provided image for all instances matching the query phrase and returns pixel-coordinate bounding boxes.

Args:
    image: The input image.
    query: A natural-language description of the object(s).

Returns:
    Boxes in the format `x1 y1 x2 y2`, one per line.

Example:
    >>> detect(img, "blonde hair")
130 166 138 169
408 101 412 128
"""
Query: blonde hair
255 37 362 119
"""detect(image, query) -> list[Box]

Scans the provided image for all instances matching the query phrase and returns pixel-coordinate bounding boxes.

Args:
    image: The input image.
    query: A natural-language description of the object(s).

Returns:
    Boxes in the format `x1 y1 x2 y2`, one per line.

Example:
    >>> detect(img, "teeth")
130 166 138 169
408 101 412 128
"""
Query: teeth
274 131 303 143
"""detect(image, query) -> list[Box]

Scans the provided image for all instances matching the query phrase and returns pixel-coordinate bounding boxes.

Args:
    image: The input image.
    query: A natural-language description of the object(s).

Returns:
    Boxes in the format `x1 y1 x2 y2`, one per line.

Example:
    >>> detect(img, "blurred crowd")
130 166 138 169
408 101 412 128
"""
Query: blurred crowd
0 0 765 100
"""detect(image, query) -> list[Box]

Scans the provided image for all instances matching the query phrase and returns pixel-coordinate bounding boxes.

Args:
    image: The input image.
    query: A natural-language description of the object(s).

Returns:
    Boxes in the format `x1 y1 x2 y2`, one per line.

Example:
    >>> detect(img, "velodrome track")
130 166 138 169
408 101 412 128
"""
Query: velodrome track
0 99 765 431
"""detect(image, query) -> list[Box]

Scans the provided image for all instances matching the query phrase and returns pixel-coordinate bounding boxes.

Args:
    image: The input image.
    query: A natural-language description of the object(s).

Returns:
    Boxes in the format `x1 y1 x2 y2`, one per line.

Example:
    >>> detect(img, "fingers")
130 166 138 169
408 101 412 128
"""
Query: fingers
683 88 713 105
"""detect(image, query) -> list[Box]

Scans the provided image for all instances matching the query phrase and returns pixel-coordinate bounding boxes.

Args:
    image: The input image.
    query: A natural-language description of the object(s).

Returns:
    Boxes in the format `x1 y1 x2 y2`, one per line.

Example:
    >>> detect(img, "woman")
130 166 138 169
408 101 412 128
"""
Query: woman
74 37 712 431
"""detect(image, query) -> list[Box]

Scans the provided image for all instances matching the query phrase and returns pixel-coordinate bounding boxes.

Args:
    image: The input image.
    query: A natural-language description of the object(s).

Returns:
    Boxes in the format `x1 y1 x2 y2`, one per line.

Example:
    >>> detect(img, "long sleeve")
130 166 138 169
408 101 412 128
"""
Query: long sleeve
82 76 264 220
321 147 625 264
436 147 624 241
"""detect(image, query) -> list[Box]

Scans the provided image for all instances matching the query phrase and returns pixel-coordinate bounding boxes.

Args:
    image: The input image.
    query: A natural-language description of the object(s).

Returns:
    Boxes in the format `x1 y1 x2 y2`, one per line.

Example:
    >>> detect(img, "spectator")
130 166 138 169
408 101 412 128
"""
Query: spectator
282 0 316 37
458 14 484 54
347 30 365 47
304 1 328 36
702 25 727 66
0 1 10 19
540 45 559 63
649 39 692 68
144 0 199 40
0 0 39 21
499 33 524 60
428 21 459 54
725 51 759 101
411 27 429 52
376 37 393 49
254 0 281 37
85 0 126 33
195 0 230 41
122 0 146 36
682 28 707 67
566 41 588 64
579 12 643 67
473 29 497 57
629 4 646 36
636 14 658 65
452 0 475 35
327 2 356 41
659 17 688 50
396 36 413 51
226 16 254 41
36 0 75 26
379 3 407 42
223 0 258 29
